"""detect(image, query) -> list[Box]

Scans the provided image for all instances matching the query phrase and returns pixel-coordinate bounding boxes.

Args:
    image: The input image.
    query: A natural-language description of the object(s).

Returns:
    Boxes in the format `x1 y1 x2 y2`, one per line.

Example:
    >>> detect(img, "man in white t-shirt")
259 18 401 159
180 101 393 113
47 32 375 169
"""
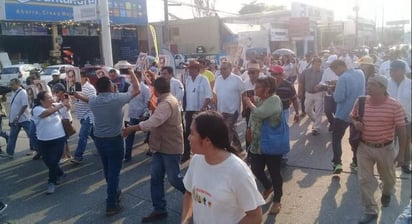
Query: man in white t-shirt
214 62 245 153
5 79 32 158
182 61 212 163
379 54 411 79
387 60 412 174
160 66 184 110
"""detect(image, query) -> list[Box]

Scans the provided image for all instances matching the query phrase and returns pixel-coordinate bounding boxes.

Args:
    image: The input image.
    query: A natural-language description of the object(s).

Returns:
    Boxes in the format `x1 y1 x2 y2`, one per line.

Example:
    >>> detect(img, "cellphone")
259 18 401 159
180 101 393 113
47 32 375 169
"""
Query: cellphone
68 91 74 95
124 121 129 127
64 94 69 99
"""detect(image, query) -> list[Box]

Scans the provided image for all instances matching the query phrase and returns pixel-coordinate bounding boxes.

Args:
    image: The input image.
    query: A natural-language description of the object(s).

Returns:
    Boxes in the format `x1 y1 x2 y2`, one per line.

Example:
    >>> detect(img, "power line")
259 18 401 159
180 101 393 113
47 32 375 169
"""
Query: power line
167 0 239 16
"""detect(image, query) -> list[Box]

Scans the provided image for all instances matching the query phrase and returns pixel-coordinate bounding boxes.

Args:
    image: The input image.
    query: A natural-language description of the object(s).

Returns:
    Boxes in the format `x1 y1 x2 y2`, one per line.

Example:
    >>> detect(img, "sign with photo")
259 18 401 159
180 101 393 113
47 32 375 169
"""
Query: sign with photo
26 85 38 108
65 67 82 93
136 52 148 71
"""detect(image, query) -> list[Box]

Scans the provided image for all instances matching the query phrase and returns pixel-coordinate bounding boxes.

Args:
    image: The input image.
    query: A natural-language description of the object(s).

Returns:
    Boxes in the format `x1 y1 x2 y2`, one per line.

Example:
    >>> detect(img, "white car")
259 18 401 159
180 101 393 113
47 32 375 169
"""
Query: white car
0 64 37 87
40 64 74 83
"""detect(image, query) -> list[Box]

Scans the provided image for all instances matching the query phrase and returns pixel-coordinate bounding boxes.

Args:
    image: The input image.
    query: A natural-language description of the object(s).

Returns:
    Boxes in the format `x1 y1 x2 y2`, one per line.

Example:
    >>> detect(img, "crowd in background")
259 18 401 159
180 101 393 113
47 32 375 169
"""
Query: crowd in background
0 43 411 223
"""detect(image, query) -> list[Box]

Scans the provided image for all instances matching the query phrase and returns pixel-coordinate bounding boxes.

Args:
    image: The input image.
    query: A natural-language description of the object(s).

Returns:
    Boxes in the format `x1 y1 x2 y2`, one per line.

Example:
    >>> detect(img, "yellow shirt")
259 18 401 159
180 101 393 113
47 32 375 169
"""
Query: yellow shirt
201 70 215 83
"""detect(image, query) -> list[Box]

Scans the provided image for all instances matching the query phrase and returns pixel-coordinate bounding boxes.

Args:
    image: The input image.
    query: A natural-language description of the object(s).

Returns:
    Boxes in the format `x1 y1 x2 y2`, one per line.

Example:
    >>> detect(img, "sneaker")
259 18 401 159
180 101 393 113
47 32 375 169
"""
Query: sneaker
70 158 82 164
46 183 55 194
333 164 343 174
381 194 391 207
141 211 168 223
59 158 69 165
311 130 320 136
106 204 123 217
0 202 7 214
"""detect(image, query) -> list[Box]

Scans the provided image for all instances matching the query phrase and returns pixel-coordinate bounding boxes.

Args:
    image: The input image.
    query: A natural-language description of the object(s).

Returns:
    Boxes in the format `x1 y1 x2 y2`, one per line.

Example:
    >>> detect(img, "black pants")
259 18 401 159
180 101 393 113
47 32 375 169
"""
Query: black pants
332 118 350 164
324 95 337 126
250 153 283 202
184 111 197 158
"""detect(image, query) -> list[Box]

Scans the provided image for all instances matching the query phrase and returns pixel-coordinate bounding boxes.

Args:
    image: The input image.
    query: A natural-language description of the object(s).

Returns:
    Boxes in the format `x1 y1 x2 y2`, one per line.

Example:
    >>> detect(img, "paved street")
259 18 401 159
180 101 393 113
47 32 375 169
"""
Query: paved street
0 114 410 224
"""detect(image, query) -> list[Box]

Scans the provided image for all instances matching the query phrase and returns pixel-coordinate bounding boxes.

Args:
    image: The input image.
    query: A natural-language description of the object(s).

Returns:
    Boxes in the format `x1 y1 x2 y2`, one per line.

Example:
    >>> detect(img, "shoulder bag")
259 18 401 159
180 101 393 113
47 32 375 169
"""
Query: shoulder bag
260 112 290 155
349 96 366 145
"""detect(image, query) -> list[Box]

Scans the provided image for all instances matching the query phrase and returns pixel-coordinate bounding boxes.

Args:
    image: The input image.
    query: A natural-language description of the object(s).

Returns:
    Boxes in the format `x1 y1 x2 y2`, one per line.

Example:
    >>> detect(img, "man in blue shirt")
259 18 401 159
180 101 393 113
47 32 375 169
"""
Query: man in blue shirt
330 60 365 174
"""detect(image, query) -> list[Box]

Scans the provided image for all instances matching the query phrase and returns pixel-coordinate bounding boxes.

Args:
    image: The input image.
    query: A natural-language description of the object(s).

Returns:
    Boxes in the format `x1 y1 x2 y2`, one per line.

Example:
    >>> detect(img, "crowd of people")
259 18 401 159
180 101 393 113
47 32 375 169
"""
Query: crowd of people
0 45 411 223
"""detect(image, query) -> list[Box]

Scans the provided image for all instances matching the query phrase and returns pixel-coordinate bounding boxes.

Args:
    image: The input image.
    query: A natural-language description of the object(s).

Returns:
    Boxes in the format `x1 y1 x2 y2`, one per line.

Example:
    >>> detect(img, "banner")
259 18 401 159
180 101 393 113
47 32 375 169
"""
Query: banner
4 0 148 25
149 24 159 63
73 4 97 22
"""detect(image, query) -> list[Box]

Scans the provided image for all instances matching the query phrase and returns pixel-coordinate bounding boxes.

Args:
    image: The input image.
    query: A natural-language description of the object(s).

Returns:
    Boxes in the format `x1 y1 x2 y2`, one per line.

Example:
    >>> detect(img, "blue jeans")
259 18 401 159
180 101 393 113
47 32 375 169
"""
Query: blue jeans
124 118 142 160
150 152 185 212
29 120 38 152
332 118 350 164
94 135 124 209
38 136 66 184
6 121 32 156
74 117 94 160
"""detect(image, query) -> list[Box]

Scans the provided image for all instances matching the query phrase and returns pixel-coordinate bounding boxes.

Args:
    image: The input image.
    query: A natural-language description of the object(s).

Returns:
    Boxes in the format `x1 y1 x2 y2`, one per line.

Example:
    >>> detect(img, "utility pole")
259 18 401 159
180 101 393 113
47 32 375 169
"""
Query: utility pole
163 0 169 48
99 0 113 66
354 0 359 49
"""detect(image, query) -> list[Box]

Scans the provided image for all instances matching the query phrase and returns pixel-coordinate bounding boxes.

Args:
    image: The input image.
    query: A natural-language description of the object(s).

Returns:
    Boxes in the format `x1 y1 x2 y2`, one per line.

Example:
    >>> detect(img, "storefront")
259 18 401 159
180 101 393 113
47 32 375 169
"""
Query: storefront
0 0 148 66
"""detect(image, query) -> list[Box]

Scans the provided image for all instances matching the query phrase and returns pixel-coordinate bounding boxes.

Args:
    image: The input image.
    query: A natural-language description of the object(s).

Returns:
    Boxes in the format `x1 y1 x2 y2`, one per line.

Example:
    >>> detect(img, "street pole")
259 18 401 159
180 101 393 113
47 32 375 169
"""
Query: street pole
354 0 359 49
99 0 113 66
163 0 169 48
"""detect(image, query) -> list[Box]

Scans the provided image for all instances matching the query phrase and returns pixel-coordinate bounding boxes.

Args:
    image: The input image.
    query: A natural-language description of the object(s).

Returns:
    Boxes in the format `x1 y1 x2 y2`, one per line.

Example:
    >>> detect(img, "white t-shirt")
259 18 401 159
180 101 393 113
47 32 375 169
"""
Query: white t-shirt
320 68 338 84
388 78 411 122
214 74 245 114
183 154 265 224
33 106 66 141
9 87 31 122
185 75 212 111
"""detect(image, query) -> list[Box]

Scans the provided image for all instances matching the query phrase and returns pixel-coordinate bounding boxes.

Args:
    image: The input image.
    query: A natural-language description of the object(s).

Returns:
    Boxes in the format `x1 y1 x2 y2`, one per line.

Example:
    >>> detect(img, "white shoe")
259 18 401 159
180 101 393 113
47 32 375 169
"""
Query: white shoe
46 183 55 194
59 158 69 165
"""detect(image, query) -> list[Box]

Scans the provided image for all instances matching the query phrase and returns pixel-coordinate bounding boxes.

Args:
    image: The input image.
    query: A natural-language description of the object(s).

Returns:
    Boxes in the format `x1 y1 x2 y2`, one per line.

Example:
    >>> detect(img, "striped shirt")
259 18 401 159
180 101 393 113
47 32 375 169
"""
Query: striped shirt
351 96 407 143
75 81 96 123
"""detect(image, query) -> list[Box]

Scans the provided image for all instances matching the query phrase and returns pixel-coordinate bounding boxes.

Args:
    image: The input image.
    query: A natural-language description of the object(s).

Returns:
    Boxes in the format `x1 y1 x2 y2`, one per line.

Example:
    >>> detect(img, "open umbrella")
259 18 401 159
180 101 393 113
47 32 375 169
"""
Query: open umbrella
272 48 295 56
114 60 133 69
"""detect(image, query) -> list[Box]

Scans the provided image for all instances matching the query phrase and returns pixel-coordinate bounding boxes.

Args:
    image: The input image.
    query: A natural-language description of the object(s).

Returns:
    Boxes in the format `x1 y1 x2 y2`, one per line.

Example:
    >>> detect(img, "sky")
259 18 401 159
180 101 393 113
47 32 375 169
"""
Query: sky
147 0 411 28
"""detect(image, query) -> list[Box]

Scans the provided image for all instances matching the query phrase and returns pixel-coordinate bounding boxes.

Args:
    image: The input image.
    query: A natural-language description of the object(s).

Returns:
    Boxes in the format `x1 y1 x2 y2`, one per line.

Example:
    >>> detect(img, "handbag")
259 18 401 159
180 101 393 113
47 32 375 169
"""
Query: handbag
260 112 290 155
349 96 366 145
61 119 76 137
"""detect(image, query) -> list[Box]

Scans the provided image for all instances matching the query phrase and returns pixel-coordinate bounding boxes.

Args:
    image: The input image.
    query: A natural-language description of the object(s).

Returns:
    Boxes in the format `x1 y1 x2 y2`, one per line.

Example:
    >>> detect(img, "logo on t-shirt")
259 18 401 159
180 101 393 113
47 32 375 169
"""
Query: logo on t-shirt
192 187 212 207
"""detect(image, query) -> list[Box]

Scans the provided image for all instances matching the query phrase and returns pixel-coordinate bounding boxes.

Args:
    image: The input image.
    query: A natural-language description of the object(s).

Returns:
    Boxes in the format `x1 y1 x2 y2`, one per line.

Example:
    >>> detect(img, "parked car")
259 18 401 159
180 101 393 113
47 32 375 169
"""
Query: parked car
40 64 74 83
0 64 37 87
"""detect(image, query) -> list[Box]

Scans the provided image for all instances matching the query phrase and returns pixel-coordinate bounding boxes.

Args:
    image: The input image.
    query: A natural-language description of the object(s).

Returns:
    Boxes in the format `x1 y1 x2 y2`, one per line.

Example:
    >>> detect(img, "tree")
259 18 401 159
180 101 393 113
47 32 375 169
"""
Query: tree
192 0 217 18
239 1 285 15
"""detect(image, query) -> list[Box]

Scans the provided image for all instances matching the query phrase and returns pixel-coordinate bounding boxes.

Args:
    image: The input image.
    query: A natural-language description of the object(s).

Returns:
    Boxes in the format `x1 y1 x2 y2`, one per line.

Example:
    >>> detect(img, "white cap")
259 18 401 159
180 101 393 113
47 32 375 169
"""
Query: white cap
326 54 338 65
51 70 60 76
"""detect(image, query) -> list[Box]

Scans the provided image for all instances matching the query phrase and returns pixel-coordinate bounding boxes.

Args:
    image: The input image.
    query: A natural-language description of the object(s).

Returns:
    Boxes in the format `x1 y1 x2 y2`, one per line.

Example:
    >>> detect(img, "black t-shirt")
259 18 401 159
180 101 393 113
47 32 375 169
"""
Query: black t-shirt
276 79 296 110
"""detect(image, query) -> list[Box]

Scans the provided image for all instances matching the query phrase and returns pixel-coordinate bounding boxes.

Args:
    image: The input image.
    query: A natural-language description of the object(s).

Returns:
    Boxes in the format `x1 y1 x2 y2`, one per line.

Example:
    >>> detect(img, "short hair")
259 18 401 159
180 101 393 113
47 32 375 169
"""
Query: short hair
192 111 236 153
80 70 87 77
37 91 48 102
153 77 170 94
329 59 347 69
109 69 117 74
10 78 21 85
256 76 277 95
96 77 112 93
220 61 233 69
161 66 174 75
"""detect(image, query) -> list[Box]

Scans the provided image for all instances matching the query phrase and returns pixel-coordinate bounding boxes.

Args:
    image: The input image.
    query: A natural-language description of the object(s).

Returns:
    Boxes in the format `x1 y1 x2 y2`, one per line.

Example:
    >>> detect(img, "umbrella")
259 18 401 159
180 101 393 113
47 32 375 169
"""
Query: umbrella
114 60 133 69
272 48 295 56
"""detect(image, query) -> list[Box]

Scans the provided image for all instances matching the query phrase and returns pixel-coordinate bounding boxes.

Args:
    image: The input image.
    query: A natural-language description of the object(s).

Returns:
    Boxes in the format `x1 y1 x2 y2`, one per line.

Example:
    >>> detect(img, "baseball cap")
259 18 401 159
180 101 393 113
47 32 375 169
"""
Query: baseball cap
269 65 284 74
52 83 66 93
369 75 388 89
51 70 60 76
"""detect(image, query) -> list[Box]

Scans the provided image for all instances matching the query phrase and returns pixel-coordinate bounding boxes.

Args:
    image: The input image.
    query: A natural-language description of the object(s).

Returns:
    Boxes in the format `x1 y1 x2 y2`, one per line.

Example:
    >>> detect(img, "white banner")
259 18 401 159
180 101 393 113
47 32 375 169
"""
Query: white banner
270 28 289 41
73 4 97 22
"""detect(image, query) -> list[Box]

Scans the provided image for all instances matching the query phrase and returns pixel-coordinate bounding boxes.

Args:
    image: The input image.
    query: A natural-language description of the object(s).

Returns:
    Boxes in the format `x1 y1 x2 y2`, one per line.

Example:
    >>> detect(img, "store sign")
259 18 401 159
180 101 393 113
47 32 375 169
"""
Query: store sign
289 17 310 37
4 0 148 25
270 28 288 41
291 2 333 22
